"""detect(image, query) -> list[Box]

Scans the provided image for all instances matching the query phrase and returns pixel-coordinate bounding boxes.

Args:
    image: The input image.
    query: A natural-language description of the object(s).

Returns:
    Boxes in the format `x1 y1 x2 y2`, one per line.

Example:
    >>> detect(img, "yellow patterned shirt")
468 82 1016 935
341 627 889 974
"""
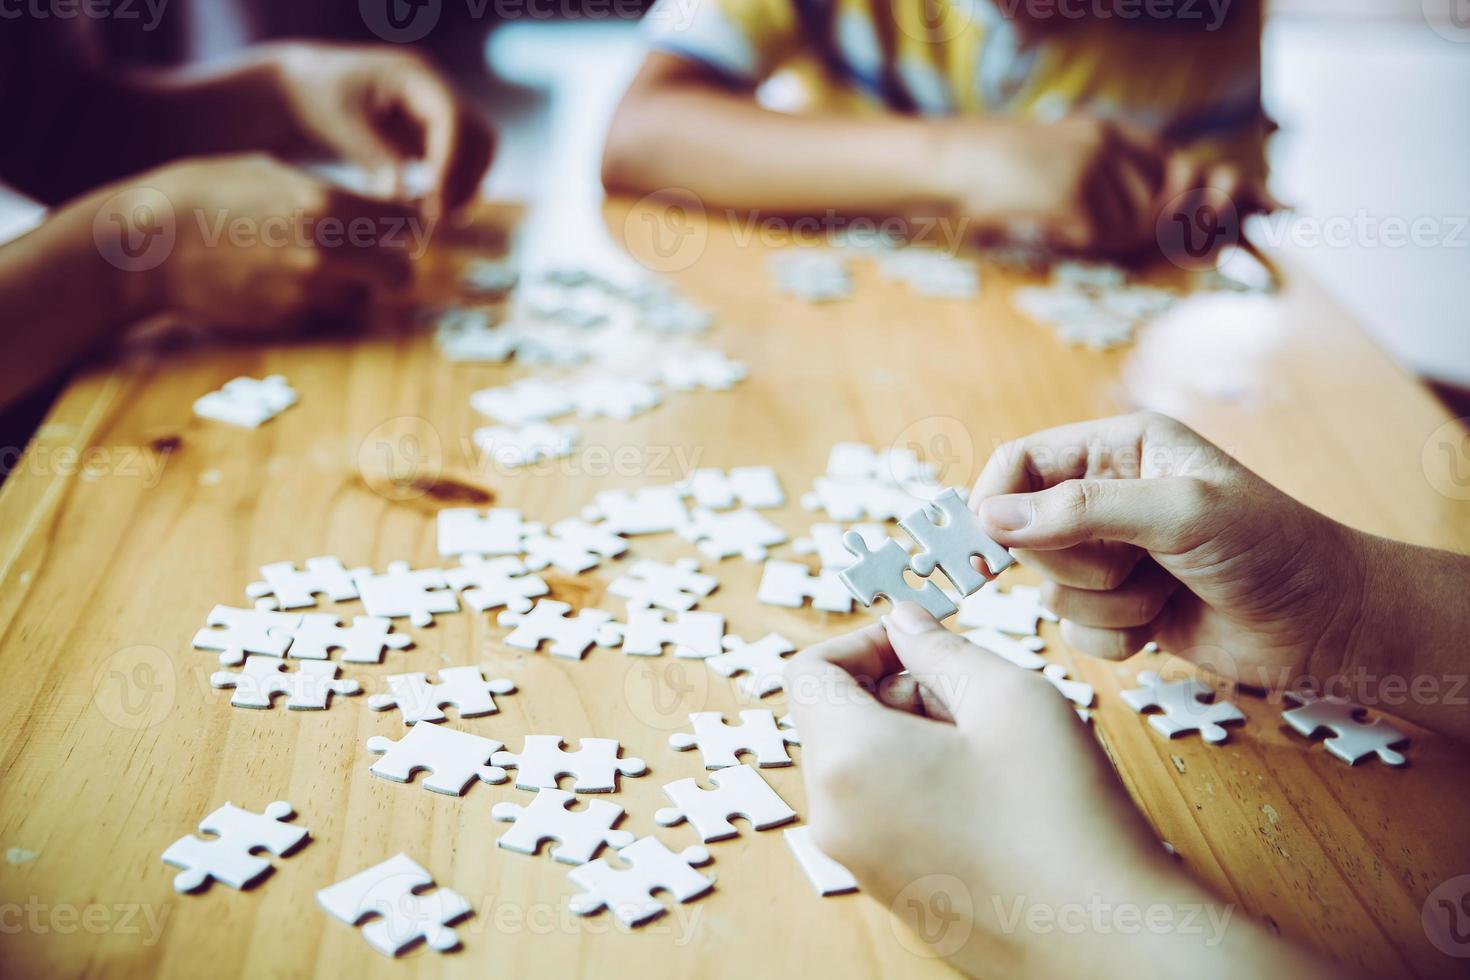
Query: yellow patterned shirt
643 0 1266 178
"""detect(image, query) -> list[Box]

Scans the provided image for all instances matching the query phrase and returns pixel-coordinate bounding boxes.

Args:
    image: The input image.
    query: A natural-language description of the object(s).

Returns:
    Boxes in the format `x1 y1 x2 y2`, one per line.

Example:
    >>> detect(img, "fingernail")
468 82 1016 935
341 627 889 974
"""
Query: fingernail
888 602 941 635
981 494 1033 531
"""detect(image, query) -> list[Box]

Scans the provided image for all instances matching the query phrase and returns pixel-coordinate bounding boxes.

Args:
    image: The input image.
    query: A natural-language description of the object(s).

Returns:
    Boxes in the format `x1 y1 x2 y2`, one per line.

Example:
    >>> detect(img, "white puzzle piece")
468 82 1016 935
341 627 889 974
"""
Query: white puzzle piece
162 800 307 893
193 375 297 428
1121 671 1244 744
769 250 852 302
783 825 858 896
669 710 799 769
955 582 1057 636
369 666 516 724
801 477 927 523
352 562 458 628
582 486 689 535
436 507 543 558
498 600 623 660
474 422 579 469
246 556 367 609
470 377 576 425
961 628 1047 670
705 633 797 698
1282 693 1409 767
522 518 627 574
676 466 785 510
757 559 854 614
621 608 726 659
567 837 714 928
656 349 746 391
210 656 360 709
1042 663 1095 720
317 853 471 957
824 442 936 485
654 764 797 842
678 508 787 562
444 556 548 614
607 558 718 611
493 736 647 794
491 788 635 864
569 377 662 420
193 605 301 664
900 487 1015 588
276 614 412 664
793 522 890 571
838 533 957 620
367 721 509 795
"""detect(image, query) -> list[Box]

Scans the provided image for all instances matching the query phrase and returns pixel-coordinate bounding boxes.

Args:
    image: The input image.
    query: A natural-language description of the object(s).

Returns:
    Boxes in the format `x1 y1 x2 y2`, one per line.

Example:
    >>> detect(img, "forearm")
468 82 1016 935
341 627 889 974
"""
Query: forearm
1340 531 1470 742
602 74 951 216
0 189 158 410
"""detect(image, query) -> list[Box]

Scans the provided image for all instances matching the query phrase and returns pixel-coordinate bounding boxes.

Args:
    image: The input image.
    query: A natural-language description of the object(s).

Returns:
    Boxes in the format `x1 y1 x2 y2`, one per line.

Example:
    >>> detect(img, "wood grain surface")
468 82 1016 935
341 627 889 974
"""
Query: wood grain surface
1 199 1468 979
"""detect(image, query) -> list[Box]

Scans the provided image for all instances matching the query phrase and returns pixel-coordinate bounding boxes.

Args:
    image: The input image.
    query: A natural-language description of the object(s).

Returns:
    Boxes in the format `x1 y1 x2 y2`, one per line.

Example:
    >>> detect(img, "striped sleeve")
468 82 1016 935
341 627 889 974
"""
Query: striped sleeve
642 0 802 85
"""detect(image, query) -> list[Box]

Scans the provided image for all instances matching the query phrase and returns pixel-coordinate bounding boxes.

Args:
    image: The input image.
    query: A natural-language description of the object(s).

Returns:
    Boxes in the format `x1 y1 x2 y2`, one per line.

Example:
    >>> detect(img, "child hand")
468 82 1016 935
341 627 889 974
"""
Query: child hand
971 412 1366 689
938 115 1167 256
267 42 494 223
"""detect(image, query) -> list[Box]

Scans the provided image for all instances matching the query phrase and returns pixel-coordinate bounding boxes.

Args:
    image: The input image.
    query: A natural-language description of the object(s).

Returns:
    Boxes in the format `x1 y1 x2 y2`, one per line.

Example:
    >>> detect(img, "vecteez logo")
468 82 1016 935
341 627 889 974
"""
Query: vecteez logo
360 0 442 42
92 187 176 273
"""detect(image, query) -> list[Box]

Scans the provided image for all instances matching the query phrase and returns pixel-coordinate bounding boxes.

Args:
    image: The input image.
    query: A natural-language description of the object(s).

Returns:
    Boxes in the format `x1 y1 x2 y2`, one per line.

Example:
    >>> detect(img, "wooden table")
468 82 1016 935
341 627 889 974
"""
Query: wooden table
2 199 1468 979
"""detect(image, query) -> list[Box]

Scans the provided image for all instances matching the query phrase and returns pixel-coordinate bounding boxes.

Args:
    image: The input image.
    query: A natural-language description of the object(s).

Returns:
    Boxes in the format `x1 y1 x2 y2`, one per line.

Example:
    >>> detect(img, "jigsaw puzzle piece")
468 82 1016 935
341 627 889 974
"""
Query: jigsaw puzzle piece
621 608 726 658
275 614 412 664
444 556 548 613
581 486 689 535
436 507 543 558
161 800 307 893
567 837 715 928
678 507 787 562
193 375 297 428
793 522 890 571
246 556 367 609
960 628 1047 670
784 826 858 896
367 722 509 795
352 562 458 628
704 633 798 698
317 853 471 957
1121 671 1244 744
669 710 799 769
838 533 956 620
193 605 302 665
954 582 1057 636
493 736 647 793
607 558 718 611
522 518 628 574
473 422 580 469
497 600 623 660
491 788 635 864
210 656 360 709
899 487 1015 592
368 666 516 724
1282 693 1409 767
655 764 797 842
757 559 854 613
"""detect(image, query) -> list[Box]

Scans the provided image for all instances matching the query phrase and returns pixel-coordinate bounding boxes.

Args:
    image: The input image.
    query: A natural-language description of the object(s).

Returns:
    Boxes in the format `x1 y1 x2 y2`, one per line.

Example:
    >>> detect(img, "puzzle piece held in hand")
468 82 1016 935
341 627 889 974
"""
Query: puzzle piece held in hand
162 800 307 893
757 559 854 613
367 721 509 795
1121 671 1244 744
437 507 543 558
678 507 787 562
193 605 301 664
444 556 548 614
317 853 471 957
900 487 1015 590
669 710 799 769
793 522 890 571
246 556 367 609
704 633 797 698
369 666 517 724
352 562 458 628
1282 693 1409 767
621 608 725 659
211 656 360 709
838 533 957 620
498 600 623 660
274 614 412 664
955 582 1057 636
607 558 718 611
493 736 648 793
567 837 715 928
491 788 635 864
655 764 797 842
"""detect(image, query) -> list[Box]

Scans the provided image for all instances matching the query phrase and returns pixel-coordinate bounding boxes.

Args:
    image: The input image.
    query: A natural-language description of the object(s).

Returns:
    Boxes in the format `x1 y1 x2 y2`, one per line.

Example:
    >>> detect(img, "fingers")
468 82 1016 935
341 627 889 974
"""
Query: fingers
1041 557 1180 630
1059 618 1159 661
782 624 902 735
969 412 1178 506
978 475 1217 555
1011 540 1144 591
398 73 493 222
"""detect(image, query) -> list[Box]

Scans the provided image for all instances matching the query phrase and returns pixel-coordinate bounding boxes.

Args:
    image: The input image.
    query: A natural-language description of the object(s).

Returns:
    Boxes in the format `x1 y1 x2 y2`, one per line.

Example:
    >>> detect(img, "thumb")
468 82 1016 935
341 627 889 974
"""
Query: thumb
882 603 1019 728
977 476 1214 555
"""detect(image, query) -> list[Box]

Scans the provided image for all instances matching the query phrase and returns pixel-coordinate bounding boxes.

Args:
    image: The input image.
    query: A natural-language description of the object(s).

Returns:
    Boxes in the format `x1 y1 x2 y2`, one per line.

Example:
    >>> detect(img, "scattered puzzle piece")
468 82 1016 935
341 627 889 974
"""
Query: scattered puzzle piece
492 788 635 865
470 377 576 425
352 562 458 628
436 507 543 558
678 507 787 562
655 764 797 842
498 600 623 660
246 556 367 609
1042 663 1095 720
193 375 297 428
1282 693 1409 767
367 721 509 795
522 518 628 574
443 556 548 614
838 533 957 620
784 825 858 897
757 559 854 613
669 710 799 769
317 853 471 957
793 522 890 571
621 608 726 659
656 349 745 391
1120 671 1244 744
676 466 785 510
474 422 579 469
801 477 927 522
900 487 1015 589
193 605 301 663
567 837 714 928
607 558 718 611
954 582 1057 635
274 614 412 664
493 736 647 794
368 666 516 724
569 376 662 421
705 633 797 698
582 486 689 535
960 628 1047 670
162 800 307 893
210 656 360 709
